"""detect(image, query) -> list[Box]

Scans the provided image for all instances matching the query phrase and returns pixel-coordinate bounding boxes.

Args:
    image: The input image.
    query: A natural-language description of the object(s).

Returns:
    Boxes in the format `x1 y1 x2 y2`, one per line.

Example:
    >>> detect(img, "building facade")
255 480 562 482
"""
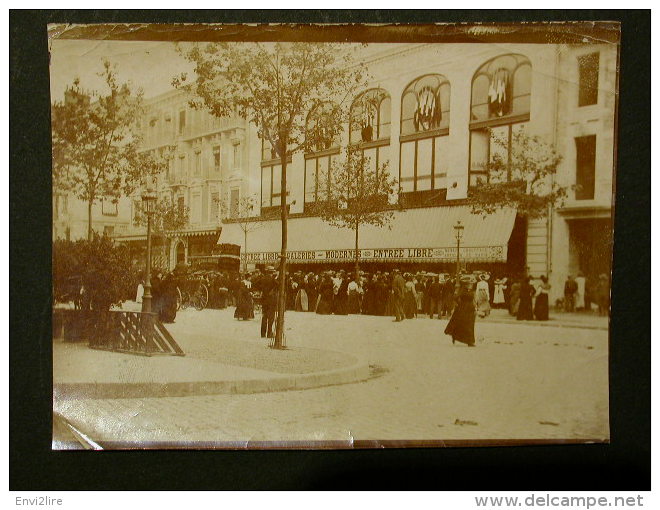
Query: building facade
116 89 260 270
217 42 617 303
119 42 617 303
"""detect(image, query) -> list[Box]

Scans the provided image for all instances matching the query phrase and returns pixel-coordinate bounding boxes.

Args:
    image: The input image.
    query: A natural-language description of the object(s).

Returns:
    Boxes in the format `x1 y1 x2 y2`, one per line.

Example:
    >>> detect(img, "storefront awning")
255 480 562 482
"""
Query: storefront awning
218 206 517 264
166 228 222 238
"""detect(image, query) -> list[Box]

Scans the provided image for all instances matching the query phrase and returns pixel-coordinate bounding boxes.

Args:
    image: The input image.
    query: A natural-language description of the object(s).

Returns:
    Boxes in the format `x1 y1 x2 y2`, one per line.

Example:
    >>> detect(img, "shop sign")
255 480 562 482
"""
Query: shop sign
242 246 506 263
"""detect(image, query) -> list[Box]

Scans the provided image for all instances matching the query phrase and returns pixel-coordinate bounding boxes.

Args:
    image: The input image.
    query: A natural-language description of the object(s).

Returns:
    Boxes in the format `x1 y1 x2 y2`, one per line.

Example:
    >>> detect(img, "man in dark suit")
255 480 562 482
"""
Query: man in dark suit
391 269 406 322
260 267 277 338
427 276 441 319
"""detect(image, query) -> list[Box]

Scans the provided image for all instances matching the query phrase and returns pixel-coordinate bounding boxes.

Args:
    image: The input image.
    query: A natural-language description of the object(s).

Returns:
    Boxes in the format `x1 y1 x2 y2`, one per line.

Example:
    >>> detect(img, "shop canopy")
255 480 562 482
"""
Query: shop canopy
218 206 517 264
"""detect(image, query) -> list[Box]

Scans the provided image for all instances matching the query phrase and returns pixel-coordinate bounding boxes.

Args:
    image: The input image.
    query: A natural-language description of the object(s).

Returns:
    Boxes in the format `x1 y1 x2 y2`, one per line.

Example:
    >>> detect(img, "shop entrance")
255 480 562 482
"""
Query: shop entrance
569 218 613 281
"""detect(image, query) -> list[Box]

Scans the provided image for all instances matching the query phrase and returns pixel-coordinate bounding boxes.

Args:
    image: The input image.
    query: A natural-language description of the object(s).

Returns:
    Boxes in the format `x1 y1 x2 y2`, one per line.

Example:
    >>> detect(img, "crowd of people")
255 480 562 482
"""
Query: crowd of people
563 272 610 316
136 265 610 345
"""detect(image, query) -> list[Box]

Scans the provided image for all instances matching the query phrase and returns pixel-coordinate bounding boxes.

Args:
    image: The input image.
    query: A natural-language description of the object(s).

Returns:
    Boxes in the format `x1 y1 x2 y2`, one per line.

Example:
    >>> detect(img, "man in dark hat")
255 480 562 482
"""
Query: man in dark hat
334 269 349 315
391 268 406 322
260 267 277 338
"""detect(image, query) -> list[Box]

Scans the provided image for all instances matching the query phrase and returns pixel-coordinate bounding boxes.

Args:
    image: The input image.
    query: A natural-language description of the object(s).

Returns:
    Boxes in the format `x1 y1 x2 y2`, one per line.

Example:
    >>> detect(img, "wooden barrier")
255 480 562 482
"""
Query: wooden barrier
53 309 184 356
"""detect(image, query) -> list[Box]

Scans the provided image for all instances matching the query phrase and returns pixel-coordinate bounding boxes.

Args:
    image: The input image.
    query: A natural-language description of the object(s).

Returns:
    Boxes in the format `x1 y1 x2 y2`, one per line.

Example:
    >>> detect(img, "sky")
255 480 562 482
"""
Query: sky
49 39 197 101
48 38 400 103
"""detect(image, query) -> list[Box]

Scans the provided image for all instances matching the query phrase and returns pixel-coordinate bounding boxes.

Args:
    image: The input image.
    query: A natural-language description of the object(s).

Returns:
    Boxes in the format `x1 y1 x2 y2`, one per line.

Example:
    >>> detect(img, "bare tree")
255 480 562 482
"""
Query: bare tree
174 42 366 348
216 195 264 273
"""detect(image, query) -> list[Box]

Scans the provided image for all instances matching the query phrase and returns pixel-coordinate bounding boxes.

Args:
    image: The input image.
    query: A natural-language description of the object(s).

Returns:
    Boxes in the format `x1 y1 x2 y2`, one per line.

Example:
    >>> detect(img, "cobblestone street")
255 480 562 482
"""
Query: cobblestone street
55 307 609 446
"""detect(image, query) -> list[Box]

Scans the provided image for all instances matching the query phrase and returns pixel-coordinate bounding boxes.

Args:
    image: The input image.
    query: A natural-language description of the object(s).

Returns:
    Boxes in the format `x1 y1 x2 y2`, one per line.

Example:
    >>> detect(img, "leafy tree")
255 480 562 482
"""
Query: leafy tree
466 129 566 219
133 197 190 271
53 234 138 311
51 60 164 240
318 150 398 282
174 42 366 348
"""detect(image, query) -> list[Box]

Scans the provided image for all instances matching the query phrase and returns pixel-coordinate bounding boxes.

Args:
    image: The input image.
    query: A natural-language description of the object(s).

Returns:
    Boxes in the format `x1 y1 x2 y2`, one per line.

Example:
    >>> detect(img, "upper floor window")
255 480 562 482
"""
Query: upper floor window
213 146 221 173
350 89 391 144
399 75 450 199
471 54 531 124
101 198 118 217
211 191 220 222
261 138 292 211
178 110 186 135
304 103 341 208
575 134 597 200
401 75 449 136
178 154 186 180
578 52 599 107
469 54 532 187
194 151 202 177
233 143 241 169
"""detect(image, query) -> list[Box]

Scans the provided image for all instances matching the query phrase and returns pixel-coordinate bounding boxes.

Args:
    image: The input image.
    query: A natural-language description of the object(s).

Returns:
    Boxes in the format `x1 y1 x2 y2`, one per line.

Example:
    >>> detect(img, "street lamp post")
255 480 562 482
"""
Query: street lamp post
454 220 464 279
141 187 158 313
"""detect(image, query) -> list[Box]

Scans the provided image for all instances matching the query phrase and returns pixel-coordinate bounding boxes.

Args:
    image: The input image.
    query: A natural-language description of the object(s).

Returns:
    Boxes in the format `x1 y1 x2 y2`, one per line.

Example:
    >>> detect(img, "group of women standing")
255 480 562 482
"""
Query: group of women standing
508 275 551 321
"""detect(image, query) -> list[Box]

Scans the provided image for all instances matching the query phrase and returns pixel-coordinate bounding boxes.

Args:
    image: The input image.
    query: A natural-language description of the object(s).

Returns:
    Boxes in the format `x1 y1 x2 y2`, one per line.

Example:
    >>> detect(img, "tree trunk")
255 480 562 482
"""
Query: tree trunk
274 154 288 349
354 220 360 284
244 229 248 274
87 199 93 241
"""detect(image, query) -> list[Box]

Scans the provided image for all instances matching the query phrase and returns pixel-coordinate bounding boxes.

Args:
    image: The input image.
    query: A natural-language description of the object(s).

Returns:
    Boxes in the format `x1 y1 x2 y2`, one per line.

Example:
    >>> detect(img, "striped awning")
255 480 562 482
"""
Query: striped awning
166 228 221 238
218 206 517 264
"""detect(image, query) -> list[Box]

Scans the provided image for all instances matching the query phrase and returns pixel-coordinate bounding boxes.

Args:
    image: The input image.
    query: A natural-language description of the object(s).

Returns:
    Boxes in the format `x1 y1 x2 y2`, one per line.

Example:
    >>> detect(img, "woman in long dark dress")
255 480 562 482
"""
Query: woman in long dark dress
444 287 476 346
533 275 551 321
158 273 177 323
517 277 535 321
316 275 334 315
234 278 255 320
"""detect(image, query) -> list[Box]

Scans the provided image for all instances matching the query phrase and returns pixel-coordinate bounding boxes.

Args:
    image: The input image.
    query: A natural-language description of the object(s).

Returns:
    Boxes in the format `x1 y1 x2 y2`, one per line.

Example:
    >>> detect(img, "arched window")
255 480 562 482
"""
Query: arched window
304 103 341 208
399 74 451 201
469 54 532 186
348 89 392 193
350 89 391 144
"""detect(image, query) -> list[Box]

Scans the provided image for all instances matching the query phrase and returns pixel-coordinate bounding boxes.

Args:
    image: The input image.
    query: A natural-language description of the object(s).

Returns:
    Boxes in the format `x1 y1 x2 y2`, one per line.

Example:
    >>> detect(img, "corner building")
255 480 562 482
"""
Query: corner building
217 43 617 303
125 42 617 304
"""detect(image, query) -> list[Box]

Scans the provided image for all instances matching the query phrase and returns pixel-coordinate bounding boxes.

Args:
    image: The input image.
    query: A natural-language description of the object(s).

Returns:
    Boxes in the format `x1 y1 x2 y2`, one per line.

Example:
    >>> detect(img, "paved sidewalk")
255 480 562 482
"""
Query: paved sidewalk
480 308 608 330
53 338 369 400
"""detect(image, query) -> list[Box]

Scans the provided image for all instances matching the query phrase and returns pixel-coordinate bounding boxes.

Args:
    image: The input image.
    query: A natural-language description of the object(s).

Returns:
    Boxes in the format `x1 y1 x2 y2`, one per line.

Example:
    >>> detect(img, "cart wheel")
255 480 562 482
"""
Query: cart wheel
180 291 190 310
195 284 209 311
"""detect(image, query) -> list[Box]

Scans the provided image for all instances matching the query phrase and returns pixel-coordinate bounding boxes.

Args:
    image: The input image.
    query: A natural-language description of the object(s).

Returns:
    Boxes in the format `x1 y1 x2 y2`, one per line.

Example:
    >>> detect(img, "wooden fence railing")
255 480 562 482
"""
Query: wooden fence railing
53 309 184 356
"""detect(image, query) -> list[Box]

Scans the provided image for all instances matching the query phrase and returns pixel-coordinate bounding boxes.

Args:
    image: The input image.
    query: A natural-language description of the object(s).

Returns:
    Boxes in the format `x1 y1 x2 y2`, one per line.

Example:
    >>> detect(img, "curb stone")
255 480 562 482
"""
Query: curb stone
53 358 371 400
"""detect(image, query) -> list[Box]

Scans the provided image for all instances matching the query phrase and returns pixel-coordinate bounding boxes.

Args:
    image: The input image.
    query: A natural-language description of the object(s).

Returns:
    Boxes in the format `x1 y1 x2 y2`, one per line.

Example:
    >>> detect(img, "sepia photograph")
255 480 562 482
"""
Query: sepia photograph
48 22 619 449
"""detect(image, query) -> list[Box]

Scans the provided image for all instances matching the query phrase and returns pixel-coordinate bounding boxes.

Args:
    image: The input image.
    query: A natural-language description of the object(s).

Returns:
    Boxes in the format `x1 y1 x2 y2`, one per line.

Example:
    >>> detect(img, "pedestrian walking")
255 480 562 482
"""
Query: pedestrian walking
474 273 491 318
596 274 610 316
444 285 476 347
427 276 441 319
563 275 577 313
403 273 417 319
158 272 177 323
347 276 362 314
516 276 535 321
234 276 255 320
316 273 334 315
440 276 455 318
533 275 551 321
493 277 506 308
575 271 586 311
260 268 277 338
391 269 406 322
509 278 521 316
